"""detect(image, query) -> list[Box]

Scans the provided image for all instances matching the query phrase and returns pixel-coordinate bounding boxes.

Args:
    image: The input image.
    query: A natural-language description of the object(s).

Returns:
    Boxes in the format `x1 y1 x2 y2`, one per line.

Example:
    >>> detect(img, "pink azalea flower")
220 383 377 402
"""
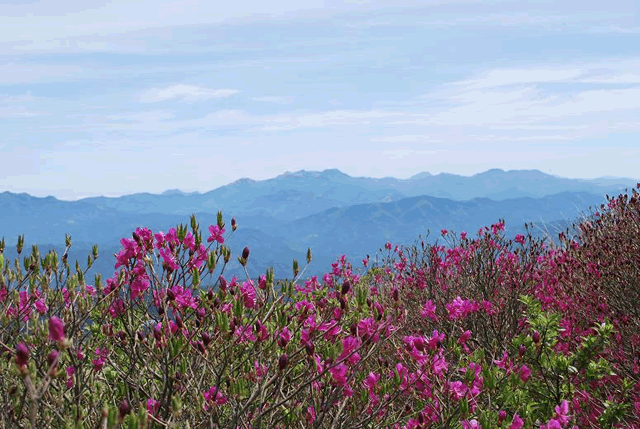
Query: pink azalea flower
92 348 108 372
277 327 291 348
420 299 438 321
66 366 75 389
433 351 448 376
446 296 478 320
509 413 524 429
147 398 159 416
541 419 562 429
240 281 256 309
35 299 47 314
363 371 380 391
555 400 570 425
306 406 316 424
203 386 227 407
339 336 361 365
159 247 179 271
493 350 509 370
520 364 531 382
448 380 466 400
183 231 195 251
207 225 225 244
165 228 179 247
329 363 349 386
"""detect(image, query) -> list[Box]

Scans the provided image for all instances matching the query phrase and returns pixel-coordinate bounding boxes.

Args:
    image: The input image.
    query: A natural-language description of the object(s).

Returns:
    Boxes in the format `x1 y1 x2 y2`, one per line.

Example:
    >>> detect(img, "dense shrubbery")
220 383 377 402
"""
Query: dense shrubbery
1 186 639 428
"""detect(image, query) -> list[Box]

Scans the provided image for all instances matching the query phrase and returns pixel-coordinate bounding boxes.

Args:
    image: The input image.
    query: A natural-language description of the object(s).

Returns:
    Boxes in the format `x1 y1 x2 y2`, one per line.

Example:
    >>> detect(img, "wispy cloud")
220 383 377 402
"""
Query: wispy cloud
138 84 239 103
0 91 42 118
251 96 294 104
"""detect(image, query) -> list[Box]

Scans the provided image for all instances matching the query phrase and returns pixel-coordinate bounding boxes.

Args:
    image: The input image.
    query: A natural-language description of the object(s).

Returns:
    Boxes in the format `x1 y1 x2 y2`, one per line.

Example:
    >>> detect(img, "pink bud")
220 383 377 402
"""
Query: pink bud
532 331 540 344
202 332 212 347
118 400 131 420
47 350 59 369
498 410 507 423
174 314 183 329
48 316 65 342
341 280 351 295
278 354 288 371
242 246 250 260
15 343 29 368
518 344 526 358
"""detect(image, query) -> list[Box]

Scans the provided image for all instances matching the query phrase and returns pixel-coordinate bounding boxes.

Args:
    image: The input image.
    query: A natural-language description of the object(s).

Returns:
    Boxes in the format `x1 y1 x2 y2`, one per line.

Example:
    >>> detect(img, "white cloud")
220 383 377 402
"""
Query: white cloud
251 96 294 104
371 135 447 143
260 109 406 131
138 84 239 103
447 68 585 91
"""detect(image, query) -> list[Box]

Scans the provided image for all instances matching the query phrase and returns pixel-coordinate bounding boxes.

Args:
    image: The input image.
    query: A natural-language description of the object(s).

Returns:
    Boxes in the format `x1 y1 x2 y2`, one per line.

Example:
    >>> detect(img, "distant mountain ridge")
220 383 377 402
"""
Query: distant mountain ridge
1 168 637 281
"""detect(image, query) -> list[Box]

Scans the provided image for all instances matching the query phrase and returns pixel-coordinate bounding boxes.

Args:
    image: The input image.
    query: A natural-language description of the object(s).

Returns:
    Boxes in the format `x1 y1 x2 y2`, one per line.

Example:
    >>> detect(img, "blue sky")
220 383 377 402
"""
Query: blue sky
2 0 639 200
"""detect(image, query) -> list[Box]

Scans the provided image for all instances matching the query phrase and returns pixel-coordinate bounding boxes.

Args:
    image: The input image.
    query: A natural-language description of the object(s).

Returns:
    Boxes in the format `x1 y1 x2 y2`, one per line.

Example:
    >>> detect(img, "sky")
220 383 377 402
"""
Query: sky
1 0 639 200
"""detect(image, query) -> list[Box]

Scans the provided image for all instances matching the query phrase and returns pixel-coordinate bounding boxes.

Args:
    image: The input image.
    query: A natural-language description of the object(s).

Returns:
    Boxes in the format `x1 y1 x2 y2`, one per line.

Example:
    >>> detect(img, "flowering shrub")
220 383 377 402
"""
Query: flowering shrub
0 186 638 428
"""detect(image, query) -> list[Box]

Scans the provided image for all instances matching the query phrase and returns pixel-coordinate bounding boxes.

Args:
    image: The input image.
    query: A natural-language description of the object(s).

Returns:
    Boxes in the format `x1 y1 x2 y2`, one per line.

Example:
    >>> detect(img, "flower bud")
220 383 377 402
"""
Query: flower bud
305 342 315 356
175 314 183 330
153 325 162 342
118 400 131 421
278 354 288 371
47 350 59 369
48 316 66 342
532 331 540 344
341 280 351 295
202 332 212 347
167 288 176 301
498 410 507 424
242 246 250 261
518 344 526 358
231 217 237 232
102 324 114 337
350 323 358 336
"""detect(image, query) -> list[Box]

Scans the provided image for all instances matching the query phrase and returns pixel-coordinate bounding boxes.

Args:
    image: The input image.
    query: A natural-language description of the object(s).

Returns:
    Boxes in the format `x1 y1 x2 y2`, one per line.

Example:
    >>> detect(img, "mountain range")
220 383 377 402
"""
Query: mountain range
1 168 637 283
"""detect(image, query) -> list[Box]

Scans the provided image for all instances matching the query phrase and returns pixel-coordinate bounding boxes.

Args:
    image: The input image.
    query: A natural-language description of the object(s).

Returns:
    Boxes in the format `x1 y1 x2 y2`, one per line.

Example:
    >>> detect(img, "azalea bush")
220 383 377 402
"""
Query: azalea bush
0 186 639 428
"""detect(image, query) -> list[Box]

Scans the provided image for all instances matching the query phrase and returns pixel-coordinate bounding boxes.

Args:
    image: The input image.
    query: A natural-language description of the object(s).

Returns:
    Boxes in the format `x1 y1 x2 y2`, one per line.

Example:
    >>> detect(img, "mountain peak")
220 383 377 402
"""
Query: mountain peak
229 177 256 186
320 168 348 178
274 169 349 180
161 189 185 196
409 172 432 180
